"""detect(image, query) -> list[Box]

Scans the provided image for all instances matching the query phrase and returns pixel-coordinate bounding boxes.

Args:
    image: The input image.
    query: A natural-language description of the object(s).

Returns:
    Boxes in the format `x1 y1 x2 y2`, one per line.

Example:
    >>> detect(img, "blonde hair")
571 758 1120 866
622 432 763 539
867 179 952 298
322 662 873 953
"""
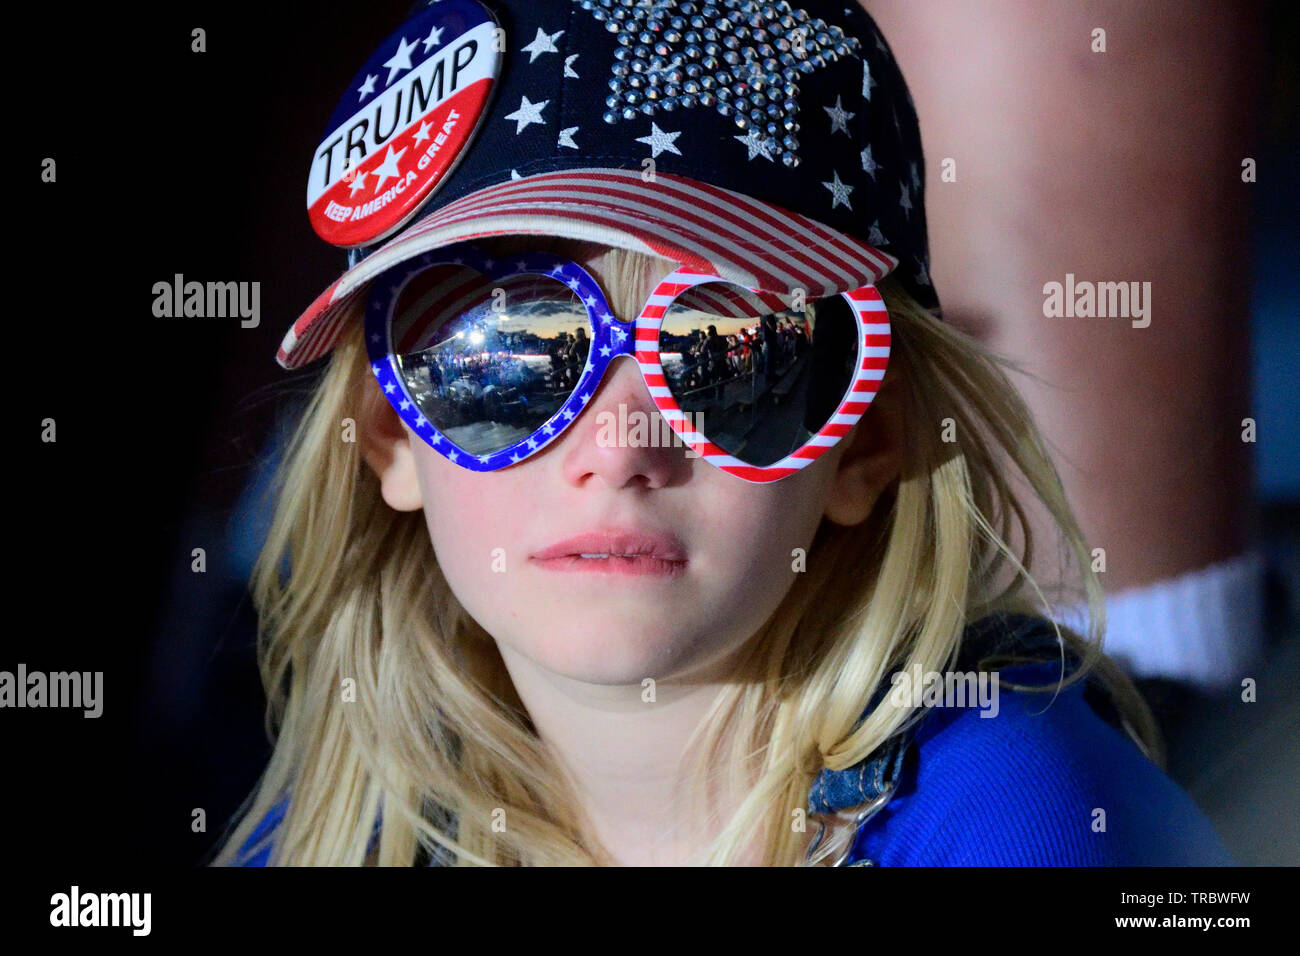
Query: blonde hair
213 242 1159 867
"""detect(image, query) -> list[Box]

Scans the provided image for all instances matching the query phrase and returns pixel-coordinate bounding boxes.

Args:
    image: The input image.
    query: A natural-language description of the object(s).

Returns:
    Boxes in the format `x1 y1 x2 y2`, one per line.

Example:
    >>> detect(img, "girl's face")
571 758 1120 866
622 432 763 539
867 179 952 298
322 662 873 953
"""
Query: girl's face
363 237 901 686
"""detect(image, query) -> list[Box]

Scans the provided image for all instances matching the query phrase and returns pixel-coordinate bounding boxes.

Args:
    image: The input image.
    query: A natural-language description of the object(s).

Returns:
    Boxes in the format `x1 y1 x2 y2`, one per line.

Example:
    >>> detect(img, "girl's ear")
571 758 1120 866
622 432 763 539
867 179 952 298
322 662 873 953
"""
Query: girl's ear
823 373 904 527
358 381 425 512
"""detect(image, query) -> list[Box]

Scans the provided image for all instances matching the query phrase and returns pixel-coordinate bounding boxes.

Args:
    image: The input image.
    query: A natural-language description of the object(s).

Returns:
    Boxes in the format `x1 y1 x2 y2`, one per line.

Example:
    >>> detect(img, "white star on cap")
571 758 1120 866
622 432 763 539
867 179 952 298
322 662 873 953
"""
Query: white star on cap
412 120 433 144
910 160 922 193
868 219 887 245
504 95 549 133
862 59 877 101
636 122 682 158
422 24 445 52
899 179 913 216
510 169 522 179
824 94 855 135
383 35 419 86
558 126 580 149
357 74 377 100
860 144 880 180
521 26 564 63
564 54 580 78
371 145 407 192
735 128 776 161
822 170 854 210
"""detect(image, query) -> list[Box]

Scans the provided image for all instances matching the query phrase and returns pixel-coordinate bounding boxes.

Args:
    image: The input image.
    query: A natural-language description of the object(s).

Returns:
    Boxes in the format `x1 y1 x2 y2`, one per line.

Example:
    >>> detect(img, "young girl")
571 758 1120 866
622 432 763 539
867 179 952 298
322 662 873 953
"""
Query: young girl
215 0 1232 866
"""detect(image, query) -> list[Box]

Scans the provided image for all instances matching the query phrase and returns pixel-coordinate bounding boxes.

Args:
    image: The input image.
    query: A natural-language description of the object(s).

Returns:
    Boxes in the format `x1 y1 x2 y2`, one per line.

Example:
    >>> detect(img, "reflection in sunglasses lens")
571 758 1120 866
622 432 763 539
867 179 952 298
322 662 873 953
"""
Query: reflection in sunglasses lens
659 282 858 468
389 265 591 457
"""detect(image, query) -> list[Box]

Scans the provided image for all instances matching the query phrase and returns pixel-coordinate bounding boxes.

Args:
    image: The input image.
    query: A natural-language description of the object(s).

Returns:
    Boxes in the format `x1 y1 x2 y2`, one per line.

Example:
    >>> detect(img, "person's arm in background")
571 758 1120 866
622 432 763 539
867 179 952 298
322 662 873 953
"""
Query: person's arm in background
864 0 1267 690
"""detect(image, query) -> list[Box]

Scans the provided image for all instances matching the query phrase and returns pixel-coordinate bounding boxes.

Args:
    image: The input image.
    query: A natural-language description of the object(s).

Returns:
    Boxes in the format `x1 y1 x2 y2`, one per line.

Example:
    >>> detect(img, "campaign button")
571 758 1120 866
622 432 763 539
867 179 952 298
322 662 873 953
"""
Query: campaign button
307 0 502 248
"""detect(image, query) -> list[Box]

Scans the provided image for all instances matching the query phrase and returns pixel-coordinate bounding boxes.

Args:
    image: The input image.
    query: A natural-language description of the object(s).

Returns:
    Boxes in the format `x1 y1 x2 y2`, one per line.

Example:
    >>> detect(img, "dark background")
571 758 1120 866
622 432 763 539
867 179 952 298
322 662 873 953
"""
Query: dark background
9 1 1299 867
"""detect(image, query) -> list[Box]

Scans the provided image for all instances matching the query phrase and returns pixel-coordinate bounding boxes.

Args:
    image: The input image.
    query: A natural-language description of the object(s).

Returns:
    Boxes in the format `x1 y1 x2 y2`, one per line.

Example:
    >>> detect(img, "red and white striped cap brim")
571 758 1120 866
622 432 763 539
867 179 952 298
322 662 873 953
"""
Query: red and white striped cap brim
277 167 900 370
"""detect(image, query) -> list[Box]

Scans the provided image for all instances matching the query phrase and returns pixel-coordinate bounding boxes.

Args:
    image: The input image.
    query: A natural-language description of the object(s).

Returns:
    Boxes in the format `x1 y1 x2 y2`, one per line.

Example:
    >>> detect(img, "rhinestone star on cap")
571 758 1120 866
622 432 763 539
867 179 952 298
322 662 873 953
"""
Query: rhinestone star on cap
579 0 862 168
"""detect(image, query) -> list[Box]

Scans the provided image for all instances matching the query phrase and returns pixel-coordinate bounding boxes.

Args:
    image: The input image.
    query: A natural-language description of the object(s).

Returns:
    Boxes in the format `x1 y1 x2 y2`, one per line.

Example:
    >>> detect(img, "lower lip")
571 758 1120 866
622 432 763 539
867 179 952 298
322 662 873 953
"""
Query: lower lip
530 554 688 577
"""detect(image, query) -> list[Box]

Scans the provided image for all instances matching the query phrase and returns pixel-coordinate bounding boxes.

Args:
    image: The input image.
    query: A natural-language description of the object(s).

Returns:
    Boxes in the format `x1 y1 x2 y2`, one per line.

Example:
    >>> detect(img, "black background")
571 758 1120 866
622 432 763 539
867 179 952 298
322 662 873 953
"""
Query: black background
14 1 412 867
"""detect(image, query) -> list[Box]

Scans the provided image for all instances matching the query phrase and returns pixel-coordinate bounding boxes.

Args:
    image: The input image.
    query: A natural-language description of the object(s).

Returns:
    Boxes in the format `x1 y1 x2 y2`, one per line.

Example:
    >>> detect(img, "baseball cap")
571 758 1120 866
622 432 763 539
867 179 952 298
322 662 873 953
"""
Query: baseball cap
279 0 939 369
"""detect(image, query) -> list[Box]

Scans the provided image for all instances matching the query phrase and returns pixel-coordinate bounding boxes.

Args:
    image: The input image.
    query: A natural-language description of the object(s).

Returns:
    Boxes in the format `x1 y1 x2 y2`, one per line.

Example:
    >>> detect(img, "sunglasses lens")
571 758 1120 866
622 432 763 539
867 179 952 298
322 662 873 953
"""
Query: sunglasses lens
659 282 860 467
388 264 591 457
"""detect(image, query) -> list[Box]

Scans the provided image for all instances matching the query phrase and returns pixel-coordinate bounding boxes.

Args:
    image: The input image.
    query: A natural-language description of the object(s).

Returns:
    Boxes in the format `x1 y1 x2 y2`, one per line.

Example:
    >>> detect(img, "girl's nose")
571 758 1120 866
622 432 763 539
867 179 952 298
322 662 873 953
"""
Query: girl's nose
557 354 692 490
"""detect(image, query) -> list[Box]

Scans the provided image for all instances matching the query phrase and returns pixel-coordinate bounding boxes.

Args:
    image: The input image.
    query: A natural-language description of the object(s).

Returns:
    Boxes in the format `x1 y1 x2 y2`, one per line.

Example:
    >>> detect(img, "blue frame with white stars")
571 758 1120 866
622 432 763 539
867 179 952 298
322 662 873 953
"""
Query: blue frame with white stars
365 240 631 473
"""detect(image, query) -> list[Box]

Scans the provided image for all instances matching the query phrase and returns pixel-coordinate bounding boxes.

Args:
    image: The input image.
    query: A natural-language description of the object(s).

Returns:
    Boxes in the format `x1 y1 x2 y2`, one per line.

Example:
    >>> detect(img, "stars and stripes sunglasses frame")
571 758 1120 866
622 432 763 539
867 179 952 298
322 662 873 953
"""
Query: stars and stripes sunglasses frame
364 240 892 483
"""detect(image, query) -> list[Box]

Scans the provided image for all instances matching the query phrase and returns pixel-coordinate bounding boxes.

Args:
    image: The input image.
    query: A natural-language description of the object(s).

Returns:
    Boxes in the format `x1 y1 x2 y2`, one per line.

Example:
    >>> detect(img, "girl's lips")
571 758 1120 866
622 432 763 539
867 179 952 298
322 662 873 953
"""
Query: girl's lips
529 553 688 577
529 528 688 577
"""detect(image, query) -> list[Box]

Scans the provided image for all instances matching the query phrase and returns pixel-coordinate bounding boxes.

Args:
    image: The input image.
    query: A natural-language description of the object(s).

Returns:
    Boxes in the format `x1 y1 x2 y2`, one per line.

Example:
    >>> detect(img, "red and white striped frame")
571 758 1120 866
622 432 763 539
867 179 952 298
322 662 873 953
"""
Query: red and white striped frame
634 268 891 483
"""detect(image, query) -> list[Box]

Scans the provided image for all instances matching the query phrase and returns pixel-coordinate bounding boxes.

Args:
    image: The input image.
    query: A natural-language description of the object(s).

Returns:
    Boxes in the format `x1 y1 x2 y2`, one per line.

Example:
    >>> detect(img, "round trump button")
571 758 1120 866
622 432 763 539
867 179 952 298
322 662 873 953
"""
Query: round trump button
307 0 502 248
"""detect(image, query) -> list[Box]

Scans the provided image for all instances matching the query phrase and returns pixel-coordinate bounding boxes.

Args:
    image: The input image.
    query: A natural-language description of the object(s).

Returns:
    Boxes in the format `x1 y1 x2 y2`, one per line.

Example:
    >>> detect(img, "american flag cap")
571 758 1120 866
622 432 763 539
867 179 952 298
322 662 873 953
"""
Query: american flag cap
279 0 939 369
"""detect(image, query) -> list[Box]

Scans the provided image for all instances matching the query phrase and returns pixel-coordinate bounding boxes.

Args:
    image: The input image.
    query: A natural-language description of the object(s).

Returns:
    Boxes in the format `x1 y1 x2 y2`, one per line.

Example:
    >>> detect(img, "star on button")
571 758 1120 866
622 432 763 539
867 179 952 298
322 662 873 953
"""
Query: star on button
347 169 368 196
822 170 854 210
521 26 564 63
382 35 419 86
412 121 432 145
636 122 682 158
371 145 407 192
504 95 549 133
422 25 444 52
357 74 377 100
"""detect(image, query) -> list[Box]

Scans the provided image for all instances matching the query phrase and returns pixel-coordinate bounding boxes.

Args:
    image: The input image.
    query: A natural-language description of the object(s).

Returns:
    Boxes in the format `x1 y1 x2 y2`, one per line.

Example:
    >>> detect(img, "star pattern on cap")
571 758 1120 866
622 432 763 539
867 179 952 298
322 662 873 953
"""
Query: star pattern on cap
860 143 880 180
505 95 549 133
735 127 776 161
636 122 683 158
521 25 565 62
824 94 855 136
822 169 853 210
577 0 862 168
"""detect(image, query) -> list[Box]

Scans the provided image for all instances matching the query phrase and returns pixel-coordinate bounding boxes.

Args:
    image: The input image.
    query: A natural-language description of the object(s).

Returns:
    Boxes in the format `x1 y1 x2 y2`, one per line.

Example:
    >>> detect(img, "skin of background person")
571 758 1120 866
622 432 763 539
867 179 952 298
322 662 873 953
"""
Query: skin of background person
863 0 1262 593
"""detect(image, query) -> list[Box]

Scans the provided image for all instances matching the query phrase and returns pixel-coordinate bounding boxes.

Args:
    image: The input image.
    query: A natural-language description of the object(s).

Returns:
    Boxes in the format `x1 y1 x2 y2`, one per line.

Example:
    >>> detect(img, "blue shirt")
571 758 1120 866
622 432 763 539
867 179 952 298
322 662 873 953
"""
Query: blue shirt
849 656 1234 865
234 612 1234 866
